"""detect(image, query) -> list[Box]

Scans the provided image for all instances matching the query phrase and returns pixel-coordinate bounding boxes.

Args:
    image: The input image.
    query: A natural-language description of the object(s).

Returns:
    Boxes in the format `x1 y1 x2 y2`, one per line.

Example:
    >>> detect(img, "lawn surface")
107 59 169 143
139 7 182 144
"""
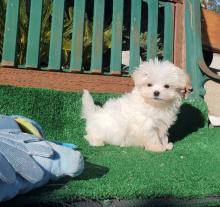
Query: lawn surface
0 85 219 206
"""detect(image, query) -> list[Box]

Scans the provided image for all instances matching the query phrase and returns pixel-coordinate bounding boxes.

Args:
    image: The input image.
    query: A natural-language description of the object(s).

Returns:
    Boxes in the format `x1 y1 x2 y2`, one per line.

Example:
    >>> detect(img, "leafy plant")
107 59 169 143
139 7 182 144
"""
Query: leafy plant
61 7 112 69
139 32 163 61
39 0 52 66
17 0 54 66
17 0 29 65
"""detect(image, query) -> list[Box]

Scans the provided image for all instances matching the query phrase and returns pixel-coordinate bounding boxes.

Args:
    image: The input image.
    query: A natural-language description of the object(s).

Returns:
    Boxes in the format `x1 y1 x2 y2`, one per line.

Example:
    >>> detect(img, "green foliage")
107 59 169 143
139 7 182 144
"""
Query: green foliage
140 32 163 60
17 0 29 65
61 8 112 69
39 0 52 66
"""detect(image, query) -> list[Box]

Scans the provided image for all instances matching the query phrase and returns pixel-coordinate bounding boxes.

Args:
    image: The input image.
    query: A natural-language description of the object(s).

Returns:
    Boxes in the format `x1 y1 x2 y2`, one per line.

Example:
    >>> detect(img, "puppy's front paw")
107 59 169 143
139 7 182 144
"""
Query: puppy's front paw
165 142 173 150
145 144 166 153
90 141 105 147
85 135 105 147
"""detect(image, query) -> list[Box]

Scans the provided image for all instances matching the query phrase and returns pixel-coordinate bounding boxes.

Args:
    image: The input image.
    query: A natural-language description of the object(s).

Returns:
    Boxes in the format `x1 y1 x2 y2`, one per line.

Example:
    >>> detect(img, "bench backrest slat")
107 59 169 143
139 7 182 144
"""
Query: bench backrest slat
48 0 65 70
90 0 105 73
129 0 142 73
26 0 43 68
110 0 124 75
2 0 19 67
146 0 159 60
163 2 174 61
70 0 86 72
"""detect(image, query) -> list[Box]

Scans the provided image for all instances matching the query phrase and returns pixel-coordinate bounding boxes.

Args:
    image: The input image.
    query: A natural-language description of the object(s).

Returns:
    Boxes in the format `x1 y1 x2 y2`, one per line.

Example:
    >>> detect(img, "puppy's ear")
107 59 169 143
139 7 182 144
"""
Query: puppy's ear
185 73 193 92
180 72 193 98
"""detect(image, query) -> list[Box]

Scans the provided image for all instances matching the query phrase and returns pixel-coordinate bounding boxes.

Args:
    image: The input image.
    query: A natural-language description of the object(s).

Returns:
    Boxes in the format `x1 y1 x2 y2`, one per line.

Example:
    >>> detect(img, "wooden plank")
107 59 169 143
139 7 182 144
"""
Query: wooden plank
201 8 220 53
163 3 174 61
90 0 105 73
173 2 185 69
26 0 43 68
110 0 124 75
48 0 65 70
70 0 86 71
129 0 142 73
1 0 19 67
146 0 159 60
0 68 134 93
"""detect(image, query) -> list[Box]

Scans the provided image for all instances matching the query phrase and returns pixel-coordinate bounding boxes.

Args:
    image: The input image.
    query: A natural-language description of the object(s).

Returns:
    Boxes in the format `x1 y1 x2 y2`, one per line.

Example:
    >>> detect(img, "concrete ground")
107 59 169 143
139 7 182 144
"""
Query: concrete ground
204 53 220 126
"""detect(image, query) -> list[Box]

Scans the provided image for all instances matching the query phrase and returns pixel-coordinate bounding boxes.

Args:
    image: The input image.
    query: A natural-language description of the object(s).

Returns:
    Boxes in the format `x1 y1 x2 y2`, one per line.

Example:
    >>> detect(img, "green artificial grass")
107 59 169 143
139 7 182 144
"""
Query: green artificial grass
0 85 219 206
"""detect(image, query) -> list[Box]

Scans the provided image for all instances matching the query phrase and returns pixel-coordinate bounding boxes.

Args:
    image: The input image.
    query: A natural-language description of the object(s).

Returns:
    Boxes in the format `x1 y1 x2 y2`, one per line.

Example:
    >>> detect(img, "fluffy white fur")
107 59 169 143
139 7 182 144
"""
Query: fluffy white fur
82 59 191 152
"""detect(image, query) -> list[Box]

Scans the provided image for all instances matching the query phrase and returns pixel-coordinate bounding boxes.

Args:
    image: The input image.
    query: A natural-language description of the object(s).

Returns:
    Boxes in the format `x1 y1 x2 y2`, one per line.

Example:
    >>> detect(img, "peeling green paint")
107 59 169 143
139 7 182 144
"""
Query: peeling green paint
26 0 43 68
70 0 86 71
110 0 124 74
48 0 65 70
91 0 105 73
129 0 142 73
146 0 159 60
2 0 19 67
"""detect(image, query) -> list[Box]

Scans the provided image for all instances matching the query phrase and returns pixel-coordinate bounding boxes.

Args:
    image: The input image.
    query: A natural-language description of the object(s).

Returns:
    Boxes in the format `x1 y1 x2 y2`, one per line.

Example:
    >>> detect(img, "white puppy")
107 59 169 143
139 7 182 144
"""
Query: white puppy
82 59 191 152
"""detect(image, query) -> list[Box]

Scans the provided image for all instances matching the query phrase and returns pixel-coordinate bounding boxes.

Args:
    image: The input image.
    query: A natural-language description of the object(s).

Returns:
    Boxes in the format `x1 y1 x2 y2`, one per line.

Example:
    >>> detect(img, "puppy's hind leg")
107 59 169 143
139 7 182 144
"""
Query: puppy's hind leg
85 135 105 147
145 142 166 152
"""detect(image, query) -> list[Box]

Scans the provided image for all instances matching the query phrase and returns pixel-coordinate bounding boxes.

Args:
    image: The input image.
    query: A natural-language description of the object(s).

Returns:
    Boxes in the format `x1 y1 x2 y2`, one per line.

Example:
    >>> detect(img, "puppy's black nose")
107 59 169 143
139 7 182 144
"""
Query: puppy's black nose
154 91 160 97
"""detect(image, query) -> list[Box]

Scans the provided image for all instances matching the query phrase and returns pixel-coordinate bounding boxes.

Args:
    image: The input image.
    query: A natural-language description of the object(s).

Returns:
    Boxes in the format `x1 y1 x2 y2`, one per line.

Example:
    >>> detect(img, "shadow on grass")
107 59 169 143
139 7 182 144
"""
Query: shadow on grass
169 103 205 143
1 177 71 207
1 162 109 207
77 161 109 181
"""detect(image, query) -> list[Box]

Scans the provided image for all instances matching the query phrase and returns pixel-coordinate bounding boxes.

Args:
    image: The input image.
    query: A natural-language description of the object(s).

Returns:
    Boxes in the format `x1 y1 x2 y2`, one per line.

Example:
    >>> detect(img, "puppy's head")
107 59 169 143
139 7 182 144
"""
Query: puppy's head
132 59 192 106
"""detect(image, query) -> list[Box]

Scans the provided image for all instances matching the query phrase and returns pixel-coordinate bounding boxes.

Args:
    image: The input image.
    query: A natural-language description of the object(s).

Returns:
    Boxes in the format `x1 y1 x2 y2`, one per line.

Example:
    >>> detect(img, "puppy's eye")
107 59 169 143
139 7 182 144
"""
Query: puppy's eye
164 84 170 89
147 83 152 87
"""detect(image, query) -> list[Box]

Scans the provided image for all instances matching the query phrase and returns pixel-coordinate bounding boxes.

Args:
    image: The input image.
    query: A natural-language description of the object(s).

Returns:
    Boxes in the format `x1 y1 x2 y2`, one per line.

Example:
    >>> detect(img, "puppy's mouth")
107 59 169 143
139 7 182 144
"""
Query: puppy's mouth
153 97 163 101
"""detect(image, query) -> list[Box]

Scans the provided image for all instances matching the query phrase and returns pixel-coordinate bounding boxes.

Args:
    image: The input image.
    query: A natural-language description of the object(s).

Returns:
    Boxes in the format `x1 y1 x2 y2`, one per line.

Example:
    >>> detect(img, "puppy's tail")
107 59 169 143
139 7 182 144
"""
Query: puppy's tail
82 90 96 118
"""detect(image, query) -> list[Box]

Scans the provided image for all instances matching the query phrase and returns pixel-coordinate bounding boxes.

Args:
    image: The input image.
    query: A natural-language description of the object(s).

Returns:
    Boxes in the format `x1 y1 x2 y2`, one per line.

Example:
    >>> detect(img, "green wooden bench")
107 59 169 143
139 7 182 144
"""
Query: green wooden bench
0 0 219 96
